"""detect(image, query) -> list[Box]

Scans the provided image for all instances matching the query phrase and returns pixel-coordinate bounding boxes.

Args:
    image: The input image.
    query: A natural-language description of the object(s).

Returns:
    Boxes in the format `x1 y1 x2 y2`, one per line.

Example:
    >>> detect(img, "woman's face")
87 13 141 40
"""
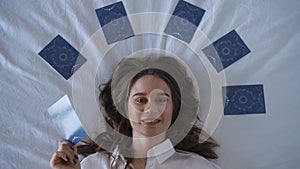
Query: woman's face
128 75 173 138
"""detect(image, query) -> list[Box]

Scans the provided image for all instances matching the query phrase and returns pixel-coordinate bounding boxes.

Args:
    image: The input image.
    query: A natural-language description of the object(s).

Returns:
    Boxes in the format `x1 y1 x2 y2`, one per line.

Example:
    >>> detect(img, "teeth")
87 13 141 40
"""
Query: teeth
142 119 159 123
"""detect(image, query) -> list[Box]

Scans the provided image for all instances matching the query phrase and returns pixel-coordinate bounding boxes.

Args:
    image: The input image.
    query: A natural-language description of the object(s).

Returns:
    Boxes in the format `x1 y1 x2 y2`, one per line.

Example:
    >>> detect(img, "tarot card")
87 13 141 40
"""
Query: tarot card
39 35 86 79
223 84 266 115
48 95 88 144
164 0 205 43
202 30 251 72
95 1 134 44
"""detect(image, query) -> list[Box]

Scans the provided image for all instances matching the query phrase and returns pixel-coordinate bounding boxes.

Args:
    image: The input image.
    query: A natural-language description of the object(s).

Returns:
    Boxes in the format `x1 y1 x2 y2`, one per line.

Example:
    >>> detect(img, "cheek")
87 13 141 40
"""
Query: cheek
127 101 141 123
164 102 174 124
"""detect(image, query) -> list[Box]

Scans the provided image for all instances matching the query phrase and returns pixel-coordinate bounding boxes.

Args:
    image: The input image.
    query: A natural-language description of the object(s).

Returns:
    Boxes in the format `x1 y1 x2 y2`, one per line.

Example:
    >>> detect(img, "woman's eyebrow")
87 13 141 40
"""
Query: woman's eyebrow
157 92 170 97
132 92 170 97
132 93 146 97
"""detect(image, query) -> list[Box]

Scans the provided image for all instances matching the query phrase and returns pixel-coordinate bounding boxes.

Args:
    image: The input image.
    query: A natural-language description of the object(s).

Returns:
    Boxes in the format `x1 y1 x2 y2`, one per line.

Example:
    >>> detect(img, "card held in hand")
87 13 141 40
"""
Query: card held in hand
48 95 88 144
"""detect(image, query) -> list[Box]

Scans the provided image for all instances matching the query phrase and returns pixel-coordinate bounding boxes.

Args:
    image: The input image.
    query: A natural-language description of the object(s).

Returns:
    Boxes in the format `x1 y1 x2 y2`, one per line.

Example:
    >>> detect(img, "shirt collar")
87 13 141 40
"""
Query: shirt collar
110 145 127 168
110 139 176 167
147 139 176 164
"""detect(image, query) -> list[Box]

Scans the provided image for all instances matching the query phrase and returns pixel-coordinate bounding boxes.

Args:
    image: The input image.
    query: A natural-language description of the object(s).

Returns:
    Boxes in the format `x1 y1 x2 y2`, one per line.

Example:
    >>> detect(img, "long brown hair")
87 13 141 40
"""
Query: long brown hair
78 55 219 163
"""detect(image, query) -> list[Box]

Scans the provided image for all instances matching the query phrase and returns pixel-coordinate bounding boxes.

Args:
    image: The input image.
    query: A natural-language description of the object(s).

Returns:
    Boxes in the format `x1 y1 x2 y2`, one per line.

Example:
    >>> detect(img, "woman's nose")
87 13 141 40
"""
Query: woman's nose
144 99 154 113
143 89 166 115
144 98 165 116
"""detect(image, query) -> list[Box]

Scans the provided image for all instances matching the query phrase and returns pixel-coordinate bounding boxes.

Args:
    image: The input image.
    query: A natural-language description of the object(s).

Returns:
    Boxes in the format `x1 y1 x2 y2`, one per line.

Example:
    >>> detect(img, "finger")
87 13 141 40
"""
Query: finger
58 141 79 165
58 141 73 150
73 144 79 160
57 142 74 163
58 141 78 153
50 151 68 168
60 146 75 163
68 145 79 165
73 143 78 154
55 151 68 162
53 151 79 167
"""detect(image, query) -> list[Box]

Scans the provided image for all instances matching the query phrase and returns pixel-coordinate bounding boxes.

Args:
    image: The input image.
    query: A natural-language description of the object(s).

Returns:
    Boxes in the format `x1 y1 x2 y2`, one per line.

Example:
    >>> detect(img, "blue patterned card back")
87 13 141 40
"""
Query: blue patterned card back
95 1 134 44
202 30 251 72
164 0 205 43
39 35 86 79
48 95 88 144
223 85 266 115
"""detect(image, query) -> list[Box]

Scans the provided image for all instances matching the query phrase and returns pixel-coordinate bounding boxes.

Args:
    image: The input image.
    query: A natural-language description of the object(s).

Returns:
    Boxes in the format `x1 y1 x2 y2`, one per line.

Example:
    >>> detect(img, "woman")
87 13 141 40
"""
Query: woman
50 55 220 169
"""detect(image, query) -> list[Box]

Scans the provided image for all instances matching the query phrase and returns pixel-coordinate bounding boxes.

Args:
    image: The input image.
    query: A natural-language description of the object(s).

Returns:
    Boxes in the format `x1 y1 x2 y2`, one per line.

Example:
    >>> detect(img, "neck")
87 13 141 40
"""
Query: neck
131 132 166 158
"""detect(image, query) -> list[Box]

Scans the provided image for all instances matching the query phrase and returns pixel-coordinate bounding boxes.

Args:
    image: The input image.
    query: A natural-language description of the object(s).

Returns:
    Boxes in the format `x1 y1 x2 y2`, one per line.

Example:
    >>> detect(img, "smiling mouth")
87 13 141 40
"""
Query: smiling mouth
141 119 161 124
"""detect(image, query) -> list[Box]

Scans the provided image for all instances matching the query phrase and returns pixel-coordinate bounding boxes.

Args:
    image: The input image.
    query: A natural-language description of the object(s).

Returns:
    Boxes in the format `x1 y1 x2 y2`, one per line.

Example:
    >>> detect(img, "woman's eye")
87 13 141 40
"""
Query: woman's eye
155 97 168 103
134 97 147 104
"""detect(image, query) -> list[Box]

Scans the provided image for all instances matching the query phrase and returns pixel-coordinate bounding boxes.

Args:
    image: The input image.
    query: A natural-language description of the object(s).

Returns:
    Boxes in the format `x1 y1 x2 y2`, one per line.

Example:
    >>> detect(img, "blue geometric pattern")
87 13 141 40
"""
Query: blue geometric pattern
95 1 134 44
202 30 251 72
38 35 86 79
223 85 266 115
164 0 205 43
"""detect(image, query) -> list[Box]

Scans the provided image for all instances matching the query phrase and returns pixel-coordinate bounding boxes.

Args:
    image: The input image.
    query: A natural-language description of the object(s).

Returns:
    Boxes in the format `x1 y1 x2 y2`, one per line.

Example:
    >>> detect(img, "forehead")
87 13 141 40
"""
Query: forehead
130 75 171 94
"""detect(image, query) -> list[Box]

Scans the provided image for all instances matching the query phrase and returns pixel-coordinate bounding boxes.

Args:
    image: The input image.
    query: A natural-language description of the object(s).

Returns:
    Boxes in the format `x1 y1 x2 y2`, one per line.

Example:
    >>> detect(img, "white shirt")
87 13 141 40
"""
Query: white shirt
81 139 220 169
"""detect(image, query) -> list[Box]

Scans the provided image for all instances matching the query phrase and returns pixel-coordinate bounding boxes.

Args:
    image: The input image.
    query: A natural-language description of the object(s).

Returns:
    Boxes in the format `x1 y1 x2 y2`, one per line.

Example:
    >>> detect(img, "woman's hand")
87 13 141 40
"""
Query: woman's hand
50 141 80 169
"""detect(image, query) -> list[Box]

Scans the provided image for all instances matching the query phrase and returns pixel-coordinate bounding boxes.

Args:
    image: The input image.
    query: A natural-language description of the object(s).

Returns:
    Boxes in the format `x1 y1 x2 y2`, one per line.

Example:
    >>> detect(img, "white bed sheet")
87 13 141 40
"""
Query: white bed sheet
1 0 300 169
